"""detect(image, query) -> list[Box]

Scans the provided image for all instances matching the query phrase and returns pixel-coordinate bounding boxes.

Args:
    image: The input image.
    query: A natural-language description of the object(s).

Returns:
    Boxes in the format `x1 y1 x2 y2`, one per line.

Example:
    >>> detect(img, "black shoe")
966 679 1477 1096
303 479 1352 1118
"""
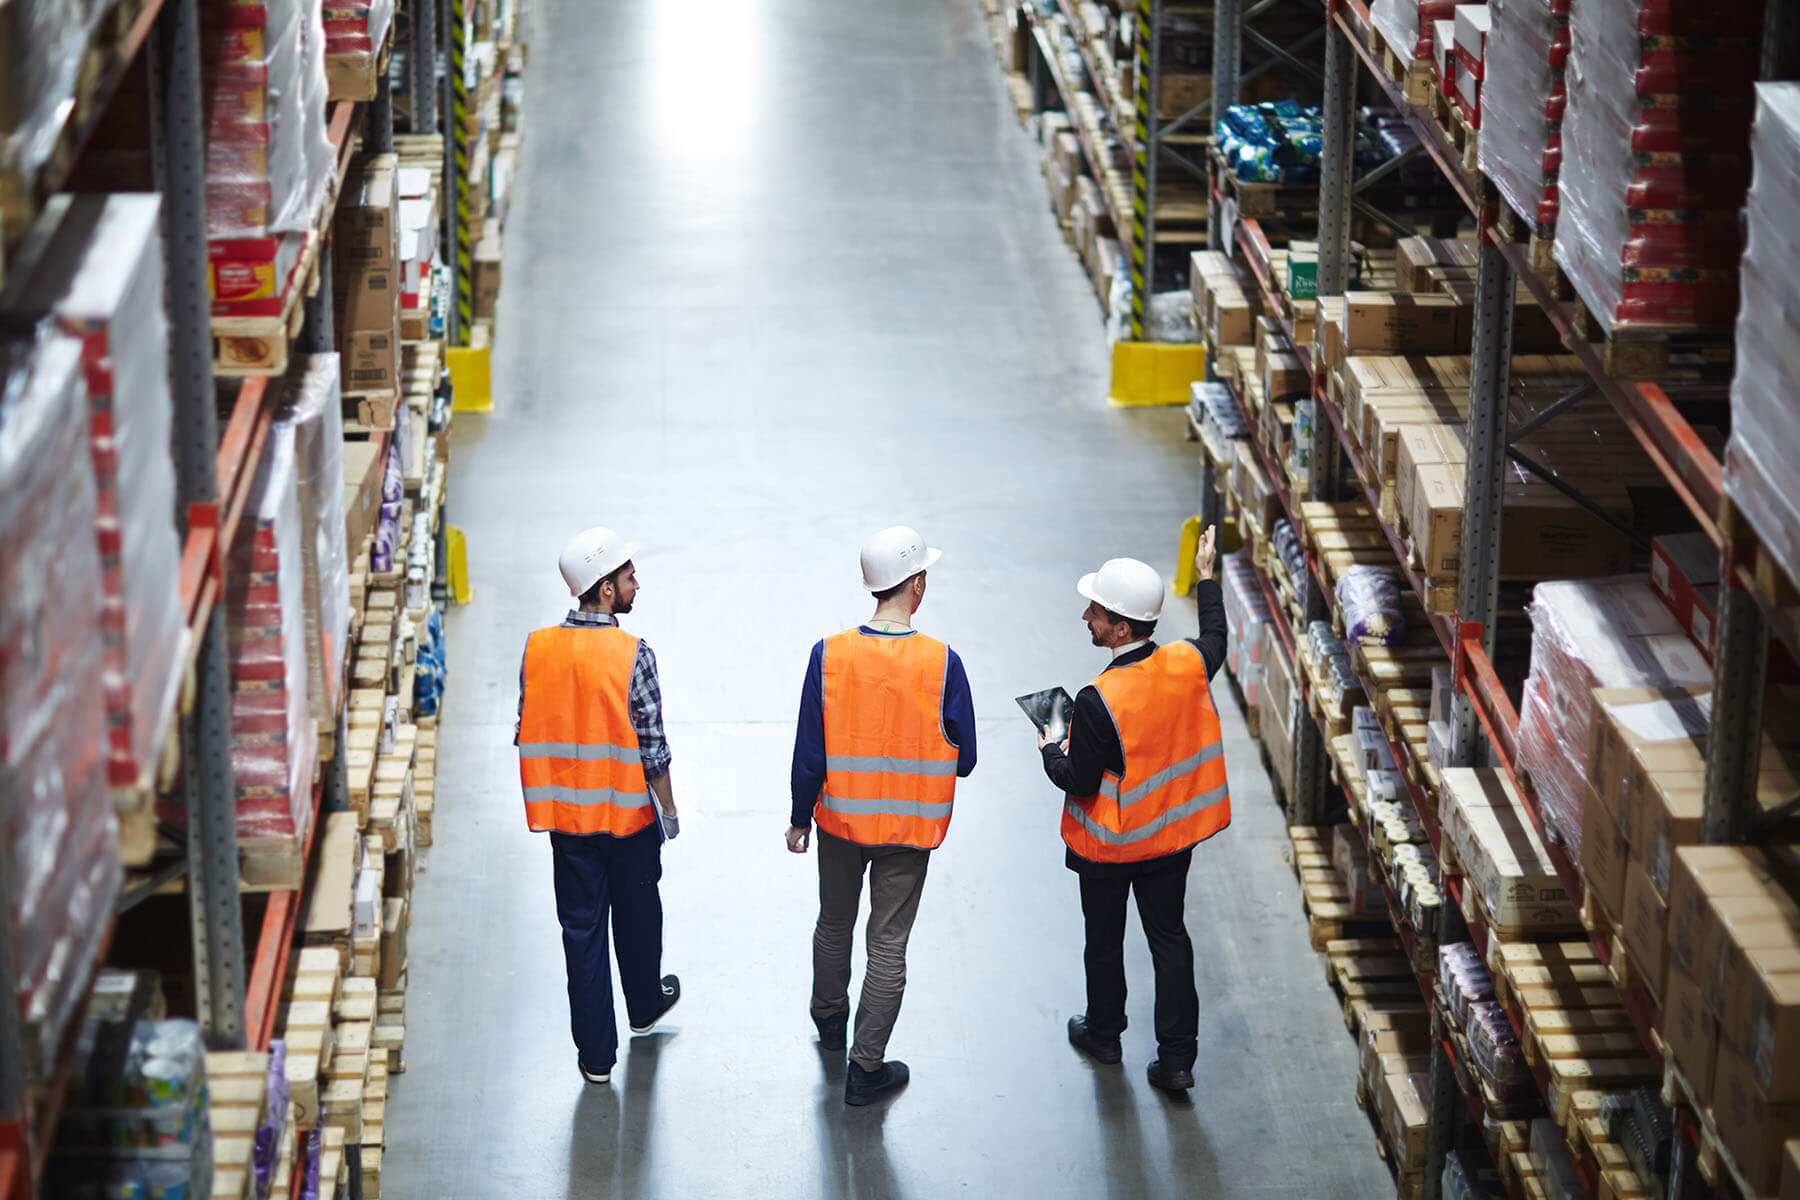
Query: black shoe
813 1011 848 1051
578 1059 611 1085
844 1059 909 1106
630 975 680 1034
1146 1059 1194 1092
1067 1015 1122 1065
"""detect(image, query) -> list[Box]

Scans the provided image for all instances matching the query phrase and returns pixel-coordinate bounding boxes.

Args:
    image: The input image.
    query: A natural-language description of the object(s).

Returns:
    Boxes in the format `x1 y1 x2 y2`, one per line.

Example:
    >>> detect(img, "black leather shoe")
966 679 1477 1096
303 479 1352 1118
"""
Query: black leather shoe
1146 1059 1195 1092
1067 1015 1122 1065
630 975 680 1034
578 1059 611 1085
813 1011 848 1051
844 1060 909 1106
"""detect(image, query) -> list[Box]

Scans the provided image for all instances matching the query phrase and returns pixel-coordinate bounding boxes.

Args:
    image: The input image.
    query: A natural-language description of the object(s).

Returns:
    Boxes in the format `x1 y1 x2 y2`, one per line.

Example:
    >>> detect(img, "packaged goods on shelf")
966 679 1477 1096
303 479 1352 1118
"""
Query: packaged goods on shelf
0 0 110 186
1518 577 1713 859
204 0 334 315
0 330 121 1078
372 439 403 573
0 194 185 789
1449 5 1489 128
1441 1147 1505 1200
1727 83 1800 597
1372 0 1459 63
1332 825 1383 917
1552 0 1764 332
1216 102 1325 185
1307 621 1366 725
226 424 318 868
324 0 396 99
1476 0 1566 234
1337 565 1408 648
1221 553 1271 704
1530 1117 1585 1198
1648 532 1719 657
276 356 351 720
1440 768 1578 934
1439 941 1494 1027
50 1016 214 1196
1259 622 1301 800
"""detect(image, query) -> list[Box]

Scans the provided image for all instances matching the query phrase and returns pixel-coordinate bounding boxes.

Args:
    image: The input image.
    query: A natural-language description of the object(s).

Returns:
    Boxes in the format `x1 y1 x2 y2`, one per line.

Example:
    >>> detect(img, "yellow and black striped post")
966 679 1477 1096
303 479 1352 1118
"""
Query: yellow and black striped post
449 0 473 345
1127 0 1157 341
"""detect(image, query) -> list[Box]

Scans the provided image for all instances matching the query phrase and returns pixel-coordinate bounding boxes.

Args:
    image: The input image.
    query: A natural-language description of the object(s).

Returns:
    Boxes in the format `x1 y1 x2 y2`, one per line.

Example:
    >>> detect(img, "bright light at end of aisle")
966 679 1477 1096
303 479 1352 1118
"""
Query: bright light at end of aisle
648 0 762 155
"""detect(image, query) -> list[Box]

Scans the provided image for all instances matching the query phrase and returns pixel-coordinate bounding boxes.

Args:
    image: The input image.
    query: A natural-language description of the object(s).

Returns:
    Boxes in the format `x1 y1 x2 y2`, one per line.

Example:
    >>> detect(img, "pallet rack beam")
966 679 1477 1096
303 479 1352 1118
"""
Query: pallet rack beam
1703 584 1770 845
410 0 439 137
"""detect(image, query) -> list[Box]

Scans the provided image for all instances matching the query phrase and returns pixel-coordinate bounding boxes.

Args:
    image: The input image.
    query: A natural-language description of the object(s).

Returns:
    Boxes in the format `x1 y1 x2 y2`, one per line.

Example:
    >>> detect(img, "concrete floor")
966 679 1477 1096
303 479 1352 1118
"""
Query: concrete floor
383 0 1395 1196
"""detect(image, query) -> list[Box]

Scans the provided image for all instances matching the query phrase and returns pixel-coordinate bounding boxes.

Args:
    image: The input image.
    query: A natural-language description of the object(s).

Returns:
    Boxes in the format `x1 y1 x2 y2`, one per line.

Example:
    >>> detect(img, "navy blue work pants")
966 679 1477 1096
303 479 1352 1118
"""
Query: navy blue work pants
549 826 663 1071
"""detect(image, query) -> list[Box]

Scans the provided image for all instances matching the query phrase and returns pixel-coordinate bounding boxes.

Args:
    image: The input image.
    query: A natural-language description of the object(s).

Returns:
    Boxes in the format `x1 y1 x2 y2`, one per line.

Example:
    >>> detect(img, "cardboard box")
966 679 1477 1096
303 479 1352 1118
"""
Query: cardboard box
335 154 399 269
1620 861 1668 999
1781 1138 1800 1200
471 236 502 321
1662 963 1719 1107
334 262 398 335
1264 351 1310 403
1159 71 1211 119
1582 782 1629 920
1650 532 1720 635
1713 1042 1800 1195
1440 767 1579 932
1394 237 1480 293
1747 954 1800 1101
341 322 399 397
342 440 384 551
1342 292 1467 355
1668 846 1787 975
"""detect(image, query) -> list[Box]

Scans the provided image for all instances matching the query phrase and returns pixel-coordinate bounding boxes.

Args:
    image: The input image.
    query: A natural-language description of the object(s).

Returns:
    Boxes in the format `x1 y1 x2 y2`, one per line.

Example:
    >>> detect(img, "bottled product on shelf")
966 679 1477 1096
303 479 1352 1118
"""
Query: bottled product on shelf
0 329 122 1078
1516 577 1712 860
1551 0 1764 331
1476 0 1565 233
1 194 186 792
1726 82 1800 595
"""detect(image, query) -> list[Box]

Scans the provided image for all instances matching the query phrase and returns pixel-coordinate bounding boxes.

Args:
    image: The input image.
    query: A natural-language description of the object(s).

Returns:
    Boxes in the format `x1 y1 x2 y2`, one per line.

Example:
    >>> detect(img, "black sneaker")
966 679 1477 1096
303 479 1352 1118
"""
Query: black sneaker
844 1059 909 1106
1146 1059 1195 1092
1067 1015 1122 1065
813 1011 848 1051
630 975 681 1034
578 1059 611 1085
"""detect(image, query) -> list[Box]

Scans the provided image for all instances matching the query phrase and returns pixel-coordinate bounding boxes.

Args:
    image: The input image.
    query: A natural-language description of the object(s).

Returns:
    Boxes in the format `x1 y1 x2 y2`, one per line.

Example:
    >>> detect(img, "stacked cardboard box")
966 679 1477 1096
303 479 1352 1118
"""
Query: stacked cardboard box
334 153 401 423
1553 0 1764 332
1440 767 1579 937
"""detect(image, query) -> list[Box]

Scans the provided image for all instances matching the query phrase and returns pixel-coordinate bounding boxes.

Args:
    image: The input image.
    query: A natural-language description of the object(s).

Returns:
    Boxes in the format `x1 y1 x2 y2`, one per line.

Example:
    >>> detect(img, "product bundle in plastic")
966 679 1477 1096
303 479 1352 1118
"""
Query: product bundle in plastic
0 329 122 1080
1551 0 1765 333
1221 552 1272 704
1517 576 1713 858
1477 0 1567 235
323 0 397 97
275 355 351 720
225 425 318 875
50 1017 215 1196
204 0 335 317
1725 83 1800 607
1337 564 1409 647
0 0 111 189
0 194 186 792
1372 0 1459 63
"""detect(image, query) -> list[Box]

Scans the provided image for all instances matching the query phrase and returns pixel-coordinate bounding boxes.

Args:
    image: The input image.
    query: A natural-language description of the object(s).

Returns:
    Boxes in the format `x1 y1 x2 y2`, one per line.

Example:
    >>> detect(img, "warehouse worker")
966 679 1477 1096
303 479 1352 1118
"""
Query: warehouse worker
1040 528 1228 1094
786 525 977 1107
517 527 681 1087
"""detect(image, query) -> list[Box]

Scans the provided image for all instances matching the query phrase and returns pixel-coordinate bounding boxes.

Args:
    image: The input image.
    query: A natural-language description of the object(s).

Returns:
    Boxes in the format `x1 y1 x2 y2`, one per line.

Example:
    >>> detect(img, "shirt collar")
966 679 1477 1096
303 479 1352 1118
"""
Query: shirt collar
564 609 619 627
1112 638 1151 660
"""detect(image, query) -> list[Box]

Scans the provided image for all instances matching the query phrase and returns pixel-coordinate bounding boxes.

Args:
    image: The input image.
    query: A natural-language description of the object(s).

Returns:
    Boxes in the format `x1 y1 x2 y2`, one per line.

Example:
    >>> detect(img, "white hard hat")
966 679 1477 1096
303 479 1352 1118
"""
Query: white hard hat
860 525 942 592
558 527 638 597
1078 558 1166 622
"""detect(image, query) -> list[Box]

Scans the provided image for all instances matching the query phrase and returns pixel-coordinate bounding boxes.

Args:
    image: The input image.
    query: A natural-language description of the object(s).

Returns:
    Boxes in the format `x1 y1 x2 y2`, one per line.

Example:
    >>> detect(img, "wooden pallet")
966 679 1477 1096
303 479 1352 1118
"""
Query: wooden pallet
1660 1056 1766 1200
209 1049 272 1200
1367 22 1435 109
212 227 325 376
1720 493 1800 645
1491 178 1557 278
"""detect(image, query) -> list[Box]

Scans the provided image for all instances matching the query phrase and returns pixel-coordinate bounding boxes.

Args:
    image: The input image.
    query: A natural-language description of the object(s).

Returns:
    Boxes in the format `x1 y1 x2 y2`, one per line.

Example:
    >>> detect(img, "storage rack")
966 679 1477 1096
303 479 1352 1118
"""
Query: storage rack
0 0 469 1192
1202 1 1800 1198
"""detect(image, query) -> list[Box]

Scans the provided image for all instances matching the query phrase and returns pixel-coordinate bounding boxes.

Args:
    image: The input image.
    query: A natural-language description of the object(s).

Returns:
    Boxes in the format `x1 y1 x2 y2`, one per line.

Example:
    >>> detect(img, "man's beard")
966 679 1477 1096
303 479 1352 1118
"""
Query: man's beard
614 597 633 614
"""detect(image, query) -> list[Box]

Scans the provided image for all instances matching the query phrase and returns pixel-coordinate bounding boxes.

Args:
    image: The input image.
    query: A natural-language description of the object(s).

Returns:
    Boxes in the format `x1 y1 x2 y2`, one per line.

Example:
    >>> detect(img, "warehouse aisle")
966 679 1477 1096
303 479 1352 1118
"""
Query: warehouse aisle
384 1 1392 1195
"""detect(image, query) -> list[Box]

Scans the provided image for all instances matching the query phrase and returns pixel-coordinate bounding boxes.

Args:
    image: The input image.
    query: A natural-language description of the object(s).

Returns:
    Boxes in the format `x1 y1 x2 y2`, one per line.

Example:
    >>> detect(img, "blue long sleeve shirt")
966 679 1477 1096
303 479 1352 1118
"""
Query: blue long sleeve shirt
789 627 977 830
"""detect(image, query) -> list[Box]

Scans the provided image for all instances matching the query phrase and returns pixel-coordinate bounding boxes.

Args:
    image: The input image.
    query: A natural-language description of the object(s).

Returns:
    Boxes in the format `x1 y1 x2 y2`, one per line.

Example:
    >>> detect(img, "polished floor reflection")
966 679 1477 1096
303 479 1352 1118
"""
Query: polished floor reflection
382 0 1395 1195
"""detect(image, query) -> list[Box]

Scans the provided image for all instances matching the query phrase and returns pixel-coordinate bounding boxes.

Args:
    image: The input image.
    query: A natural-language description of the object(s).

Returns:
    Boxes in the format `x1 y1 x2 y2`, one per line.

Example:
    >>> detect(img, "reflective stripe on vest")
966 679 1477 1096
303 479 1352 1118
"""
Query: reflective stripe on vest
517 624 655 838
1061 642 1231 863
815 628 960 851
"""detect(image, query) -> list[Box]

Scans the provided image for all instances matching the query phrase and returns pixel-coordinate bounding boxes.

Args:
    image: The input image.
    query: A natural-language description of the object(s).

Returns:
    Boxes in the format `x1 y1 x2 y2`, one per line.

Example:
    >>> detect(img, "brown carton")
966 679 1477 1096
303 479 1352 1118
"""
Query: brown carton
1669 846 1786 974
1582 782 1629 920
341 323 399 398
1663 962 1719 1107
333 262 398 335
1714 1041 1800 1195
1749 959 1800 1102
334 154 399 269
1620 861 1668 1000
1343 292 1466 355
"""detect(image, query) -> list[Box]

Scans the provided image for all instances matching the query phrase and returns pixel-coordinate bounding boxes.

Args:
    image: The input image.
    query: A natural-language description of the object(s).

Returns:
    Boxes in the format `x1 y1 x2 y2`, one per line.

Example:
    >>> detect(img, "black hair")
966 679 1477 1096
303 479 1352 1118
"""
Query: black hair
1102 606 1157 641
872 571 923 603
580 561 632 607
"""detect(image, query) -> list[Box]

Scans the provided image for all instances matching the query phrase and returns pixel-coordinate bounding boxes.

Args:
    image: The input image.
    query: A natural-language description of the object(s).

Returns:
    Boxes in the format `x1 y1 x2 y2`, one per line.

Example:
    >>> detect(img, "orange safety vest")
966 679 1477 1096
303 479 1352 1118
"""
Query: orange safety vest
815 629 960 851
517 624 655 838
1061 642 1231 863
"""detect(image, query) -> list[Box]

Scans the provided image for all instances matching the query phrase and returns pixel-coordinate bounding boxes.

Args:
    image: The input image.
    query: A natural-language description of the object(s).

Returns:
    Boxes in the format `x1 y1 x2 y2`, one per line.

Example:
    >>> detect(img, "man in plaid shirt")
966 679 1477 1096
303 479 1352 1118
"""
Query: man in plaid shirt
516 528 680 1085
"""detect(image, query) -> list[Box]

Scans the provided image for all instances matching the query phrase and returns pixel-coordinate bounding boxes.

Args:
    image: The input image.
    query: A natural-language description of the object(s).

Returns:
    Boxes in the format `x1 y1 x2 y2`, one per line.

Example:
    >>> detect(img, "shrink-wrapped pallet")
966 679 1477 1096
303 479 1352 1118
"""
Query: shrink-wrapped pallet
1517 577 1711 858
276 355 351 719
1221 552 1271 706
0 330 121 1077
0 0 110 185
1476 0 1566 232
1726 83 1800 597
1552 0 1763 331
0 194 185 789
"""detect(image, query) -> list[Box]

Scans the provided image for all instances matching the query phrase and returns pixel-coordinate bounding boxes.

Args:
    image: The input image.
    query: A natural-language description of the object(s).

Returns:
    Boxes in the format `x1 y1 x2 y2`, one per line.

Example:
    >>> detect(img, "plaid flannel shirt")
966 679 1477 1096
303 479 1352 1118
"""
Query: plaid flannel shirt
515 610 672 778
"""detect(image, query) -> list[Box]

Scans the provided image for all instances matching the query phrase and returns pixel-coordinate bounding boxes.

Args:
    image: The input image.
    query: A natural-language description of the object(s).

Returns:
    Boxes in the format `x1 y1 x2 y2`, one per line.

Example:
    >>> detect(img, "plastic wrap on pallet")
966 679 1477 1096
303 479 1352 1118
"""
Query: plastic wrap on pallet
1551 0 1764 332
414 606 446 719
0 194 186 789
1438 942 1492 1026
1337 565 1409 647
52 1017 215 1195
1193 380 1251 441
323 0 395 56
1216 102 1325 185
1726 83 1800 594
1147 292 1200 343
1466 1000 1533 1100
1442 1146 1505 1200
227 425 317 843
1221 552 1271 705
1272 519 1307 587
276 355 350 721
0 329 120 1081
1517 577 1711 859
202 0 334 239
1477 0 1565 230
372 437 403 573
1530 1117 1585 1200
0 0 110 184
